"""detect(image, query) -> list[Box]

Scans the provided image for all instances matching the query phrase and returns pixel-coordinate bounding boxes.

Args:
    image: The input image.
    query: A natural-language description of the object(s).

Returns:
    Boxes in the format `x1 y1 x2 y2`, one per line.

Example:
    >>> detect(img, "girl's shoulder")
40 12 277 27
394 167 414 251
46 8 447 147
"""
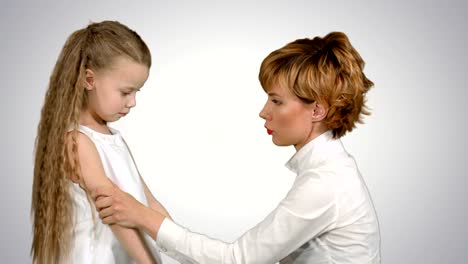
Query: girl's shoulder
68 125 122 144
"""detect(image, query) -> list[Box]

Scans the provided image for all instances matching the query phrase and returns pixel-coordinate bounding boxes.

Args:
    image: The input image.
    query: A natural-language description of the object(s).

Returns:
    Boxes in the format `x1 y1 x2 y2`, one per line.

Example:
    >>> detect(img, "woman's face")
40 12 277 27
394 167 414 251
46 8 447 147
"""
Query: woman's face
259 83 317 151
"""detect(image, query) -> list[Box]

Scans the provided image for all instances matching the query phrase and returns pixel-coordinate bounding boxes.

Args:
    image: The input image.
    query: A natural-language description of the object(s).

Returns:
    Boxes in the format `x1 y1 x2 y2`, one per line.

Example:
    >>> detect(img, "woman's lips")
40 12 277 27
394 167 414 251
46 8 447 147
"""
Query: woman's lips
266 128 273 135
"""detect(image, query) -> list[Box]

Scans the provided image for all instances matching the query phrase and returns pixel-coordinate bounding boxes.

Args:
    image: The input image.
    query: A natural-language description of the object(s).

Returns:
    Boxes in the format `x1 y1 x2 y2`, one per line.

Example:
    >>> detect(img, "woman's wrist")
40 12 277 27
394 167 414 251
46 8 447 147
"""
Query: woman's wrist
138 204 166 240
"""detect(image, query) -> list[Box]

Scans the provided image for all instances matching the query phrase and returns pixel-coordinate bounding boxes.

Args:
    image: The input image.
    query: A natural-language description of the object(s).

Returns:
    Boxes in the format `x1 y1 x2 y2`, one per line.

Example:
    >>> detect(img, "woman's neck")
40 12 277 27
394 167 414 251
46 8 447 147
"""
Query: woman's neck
294 123 329 151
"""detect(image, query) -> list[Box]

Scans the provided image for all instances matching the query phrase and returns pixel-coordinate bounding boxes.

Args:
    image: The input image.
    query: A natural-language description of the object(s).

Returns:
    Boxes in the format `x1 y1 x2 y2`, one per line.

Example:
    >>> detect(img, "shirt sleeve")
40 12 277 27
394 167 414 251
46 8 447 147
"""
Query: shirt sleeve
155 170 338 264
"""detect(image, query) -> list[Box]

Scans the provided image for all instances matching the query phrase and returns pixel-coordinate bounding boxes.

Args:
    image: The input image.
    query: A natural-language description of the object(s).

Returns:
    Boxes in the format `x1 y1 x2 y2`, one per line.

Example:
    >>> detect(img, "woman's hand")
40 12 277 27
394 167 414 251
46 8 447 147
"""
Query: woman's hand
92 185 144 228
92 184 168 240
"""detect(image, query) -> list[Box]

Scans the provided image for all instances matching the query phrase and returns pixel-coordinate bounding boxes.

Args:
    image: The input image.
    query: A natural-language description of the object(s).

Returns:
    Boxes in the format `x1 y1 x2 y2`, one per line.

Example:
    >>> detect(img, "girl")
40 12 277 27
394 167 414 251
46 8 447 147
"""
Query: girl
31 21 168 264
93 31 381 263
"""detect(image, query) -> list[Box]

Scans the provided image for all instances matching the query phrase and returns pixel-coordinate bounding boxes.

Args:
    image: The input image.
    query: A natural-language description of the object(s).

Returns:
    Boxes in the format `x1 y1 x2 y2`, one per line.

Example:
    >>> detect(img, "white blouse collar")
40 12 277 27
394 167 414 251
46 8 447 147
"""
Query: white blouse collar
285 130 336 174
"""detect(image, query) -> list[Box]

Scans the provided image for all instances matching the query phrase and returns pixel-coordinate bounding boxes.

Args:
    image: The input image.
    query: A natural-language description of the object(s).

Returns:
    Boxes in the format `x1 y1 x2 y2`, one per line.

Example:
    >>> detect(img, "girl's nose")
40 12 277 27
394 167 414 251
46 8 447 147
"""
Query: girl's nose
126 94 136 108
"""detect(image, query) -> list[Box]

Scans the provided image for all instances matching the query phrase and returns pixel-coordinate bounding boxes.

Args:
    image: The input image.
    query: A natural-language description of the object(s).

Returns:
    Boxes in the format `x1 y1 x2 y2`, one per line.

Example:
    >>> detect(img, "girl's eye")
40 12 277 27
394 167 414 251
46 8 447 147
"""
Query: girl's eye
121 91 131 96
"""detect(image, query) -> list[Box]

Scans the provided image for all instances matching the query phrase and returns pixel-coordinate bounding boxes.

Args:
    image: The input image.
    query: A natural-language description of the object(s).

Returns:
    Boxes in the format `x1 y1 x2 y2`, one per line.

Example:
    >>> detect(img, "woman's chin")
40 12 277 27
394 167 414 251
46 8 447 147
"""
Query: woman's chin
272 138 290 147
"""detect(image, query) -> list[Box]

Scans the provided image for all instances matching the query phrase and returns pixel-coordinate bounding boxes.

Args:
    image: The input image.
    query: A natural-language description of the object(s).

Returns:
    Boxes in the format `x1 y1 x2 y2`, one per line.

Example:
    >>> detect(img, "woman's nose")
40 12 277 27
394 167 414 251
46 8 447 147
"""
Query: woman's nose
259 103 269 120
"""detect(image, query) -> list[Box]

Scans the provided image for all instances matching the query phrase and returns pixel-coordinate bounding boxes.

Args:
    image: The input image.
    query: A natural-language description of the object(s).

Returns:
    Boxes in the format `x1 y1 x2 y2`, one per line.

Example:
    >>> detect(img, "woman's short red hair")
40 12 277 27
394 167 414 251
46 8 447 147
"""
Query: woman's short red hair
259 32 373 138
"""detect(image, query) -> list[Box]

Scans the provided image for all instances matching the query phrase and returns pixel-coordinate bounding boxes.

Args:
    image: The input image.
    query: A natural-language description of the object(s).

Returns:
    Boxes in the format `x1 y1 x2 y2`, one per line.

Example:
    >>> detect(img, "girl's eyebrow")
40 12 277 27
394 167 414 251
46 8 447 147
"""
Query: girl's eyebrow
122 86 141 91
268 92 281 97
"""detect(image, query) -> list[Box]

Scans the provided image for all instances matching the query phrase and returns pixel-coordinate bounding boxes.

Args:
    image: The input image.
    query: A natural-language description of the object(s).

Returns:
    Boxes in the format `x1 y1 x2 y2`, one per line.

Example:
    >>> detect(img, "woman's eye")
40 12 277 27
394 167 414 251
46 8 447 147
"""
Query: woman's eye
272 99 281 105
121 91 131 96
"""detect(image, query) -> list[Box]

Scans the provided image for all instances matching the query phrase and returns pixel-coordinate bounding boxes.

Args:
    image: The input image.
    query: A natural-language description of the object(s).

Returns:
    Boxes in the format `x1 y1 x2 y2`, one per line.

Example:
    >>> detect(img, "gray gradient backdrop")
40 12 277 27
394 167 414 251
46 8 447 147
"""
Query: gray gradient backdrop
1 0 467 263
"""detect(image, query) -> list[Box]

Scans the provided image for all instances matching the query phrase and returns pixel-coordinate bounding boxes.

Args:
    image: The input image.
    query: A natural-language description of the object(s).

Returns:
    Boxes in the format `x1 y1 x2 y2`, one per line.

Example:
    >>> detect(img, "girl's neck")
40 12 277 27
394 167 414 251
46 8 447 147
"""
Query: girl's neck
79 109 112 135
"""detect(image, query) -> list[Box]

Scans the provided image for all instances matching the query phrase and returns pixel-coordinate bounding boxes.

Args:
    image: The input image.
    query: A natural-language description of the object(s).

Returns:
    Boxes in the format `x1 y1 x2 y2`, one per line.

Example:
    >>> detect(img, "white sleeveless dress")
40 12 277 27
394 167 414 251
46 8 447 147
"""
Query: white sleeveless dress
68 125 162 263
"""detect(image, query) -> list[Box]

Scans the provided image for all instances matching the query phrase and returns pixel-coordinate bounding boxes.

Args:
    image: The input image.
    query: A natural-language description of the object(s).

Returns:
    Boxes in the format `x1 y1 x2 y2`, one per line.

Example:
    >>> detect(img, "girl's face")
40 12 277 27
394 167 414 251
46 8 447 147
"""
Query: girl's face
85 56 149 123
259 83 318 151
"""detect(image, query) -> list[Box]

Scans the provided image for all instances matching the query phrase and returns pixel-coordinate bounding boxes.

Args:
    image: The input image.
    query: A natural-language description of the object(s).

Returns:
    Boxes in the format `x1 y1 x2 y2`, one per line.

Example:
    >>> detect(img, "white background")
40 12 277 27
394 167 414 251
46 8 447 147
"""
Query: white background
1 0 467 263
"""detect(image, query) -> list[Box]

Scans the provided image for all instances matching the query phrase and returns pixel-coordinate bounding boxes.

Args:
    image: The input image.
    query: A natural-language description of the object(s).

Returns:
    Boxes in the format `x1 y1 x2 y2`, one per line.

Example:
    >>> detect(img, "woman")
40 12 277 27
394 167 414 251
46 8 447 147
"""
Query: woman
92 31 381 263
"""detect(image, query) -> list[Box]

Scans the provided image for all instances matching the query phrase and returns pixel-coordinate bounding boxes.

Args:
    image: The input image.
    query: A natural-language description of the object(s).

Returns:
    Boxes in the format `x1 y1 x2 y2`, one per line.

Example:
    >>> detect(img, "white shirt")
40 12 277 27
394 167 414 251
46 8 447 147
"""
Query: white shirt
156 131 380 264
68 125 162 263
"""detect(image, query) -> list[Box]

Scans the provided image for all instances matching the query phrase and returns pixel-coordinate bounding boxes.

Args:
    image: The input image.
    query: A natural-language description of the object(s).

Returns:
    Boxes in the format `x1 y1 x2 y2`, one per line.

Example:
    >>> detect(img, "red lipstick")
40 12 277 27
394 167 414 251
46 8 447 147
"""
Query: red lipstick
266 128 273 135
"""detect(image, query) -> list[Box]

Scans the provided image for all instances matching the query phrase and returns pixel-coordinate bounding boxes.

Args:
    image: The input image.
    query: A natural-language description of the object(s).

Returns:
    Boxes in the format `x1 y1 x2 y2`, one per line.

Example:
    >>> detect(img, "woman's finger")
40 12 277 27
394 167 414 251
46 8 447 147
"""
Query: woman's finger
102 215 117 225
91 186 114 200
98 206 114 219
95 196 112 210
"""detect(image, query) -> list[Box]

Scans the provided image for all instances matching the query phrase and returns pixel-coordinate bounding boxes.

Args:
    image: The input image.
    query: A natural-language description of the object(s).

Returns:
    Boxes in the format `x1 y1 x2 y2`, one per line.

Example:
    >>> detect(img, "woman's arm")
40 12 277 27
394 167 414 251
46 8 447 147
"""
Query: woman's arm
93 173 338 263
69 132 158 264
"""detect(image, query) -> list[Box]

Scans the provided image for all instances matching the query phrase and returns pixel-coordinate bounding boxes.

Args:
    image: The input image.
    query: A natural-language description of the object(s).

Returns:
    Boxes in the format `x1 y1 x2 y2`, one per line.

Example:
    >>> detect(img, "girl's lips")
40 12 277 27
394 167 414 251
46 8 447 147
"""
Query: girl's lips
267 128 273 135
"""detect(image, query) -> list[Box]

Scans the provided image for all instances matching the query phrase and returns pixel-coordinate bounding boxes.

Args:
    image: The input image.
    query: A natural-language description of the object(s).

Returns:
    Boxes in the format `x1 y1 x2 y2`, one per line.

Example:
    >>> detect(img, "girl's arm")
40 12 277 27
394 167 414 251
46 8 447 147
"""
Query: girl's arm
68 132 158 264
121 136 171 221
93 186 165 240
140 177 172 220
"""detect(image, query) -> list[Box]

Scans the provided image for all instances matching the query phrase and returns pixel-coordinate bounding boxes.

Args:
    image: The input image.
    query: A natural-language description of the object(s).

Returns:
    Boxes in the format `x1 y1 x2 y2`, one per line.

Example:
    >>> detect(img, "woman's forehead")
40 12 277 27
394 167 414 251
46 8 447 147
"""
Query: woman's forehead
267 82 296 99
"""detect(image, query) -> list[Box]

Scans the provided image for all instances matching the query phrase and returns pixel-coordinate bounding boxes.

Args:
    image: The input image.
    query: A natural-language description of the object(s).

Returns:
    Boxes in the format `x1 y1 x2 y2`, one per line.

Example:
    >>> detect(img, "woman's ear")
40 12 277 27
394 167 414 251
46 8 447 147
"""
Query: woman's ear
84 69 95 91
311 102 328 122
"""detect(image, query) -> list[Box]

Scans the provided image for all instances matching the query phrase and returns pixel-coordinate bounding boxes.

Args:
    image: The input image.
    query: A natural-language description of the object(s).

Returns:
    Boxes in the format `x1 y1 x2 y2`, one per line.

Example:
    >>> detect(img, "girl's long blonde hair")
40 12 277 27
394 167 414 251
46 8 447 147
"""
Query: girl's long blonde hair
31 20 151 263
